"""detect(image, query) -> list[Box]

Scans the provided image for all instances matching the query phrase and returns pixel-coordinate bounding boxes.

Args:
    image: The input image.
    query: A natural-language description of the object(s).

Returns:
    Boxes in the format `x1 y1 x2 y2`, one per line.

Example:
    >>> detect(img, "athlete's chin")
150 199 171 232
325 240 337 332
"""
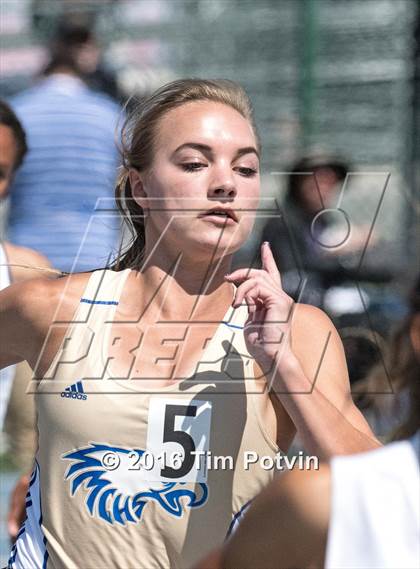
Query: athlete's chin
190 228 246 256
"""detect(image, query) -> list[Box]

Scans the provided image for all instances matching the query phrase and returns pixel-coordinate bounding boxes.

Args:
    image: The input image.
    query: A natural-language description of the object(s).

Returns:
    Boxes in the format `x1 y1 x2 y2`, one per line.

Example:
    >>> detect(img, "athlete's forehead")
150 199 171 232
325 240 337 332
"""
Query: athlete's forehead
154 100 258 158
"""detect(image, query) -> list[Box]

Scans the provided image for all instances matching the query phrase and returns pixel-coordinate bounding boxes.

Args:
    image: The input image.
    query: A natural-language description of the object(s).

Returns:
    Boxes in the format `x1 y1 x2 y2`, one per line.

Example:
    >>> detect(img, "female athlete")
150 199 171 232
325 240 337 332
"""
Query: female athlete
0 79 379 569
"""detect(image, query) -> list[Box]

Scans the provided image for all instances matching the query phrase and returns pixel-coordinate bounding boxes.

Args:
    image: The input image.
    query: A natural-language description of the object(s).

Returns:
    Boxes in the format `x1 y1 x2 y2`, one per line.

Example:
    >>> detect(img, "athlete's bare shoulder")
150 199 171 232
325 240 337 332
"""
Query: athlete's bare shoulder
3 241 59 283
14 270 93 321
292 302 335 337
291 302 348 388
0 271 95 368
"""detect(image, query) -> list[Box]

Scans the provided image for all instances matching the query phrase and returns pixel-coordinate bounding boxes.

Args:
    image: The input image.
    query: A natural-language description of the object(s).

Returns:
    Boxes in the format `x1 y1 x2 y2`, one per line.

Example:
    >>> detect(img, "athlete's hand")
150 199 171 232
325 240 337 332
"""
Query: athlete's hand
225 242 296 372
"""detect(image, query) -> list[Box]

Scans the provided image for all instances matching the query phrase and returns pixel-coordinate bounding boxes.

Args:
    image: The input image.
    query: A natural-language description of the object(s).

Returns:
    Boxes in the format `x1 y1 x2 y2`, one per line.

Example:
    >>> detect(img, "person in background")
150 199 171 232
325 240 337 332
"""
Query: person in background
353 275 420 439
45 16 122 103
259 152 398 389
7 18 122 274
0 99 59 541
195 275 420 569
260 152 350 306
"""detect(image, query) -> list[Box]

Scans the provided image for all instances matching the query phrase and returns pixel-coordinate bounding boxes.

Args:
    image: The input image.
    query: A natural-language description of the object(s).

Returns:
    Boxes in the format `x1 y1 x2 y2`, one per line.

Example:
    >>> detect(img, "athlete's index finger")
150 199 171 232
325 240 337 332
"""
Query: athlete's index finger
261 241 282 288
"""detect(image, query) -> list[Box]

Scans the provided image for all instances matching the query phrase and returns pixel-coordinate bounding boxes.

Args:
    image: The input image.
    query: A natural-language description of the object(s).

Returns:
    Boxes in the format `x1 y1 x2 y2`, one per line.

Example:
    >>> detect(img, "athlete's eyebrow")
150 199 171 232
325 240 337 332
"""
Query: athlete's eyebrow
172 142 260 160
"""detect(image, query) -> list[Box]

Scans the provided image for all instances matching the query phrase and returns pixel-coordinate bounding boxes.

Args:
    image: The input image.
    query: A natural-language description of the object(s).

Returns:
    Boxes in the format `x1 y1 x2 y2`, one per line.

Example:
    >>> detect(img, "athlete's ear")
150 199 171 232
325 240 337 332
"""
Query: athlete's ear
128 168 149 210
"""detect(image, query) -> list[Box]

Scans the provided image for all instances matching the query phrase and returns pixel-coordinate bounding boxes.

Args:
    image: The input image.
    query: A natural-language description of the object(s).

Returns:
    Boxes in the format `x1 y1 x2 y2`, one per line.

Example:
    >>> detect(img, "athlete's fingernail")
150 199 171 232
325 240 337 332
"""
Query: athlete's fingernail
263 241 271 248
224 273 231 278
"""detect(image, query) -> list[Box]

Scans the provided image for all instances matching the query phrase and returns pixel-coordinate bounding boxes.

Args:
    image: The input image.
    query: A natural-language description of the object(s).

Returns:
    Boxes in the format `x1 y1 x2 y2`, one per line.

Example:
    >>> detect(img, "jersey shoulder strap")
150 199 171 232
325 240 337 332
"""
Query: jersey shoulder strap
39 269 131 382
74 268 131 325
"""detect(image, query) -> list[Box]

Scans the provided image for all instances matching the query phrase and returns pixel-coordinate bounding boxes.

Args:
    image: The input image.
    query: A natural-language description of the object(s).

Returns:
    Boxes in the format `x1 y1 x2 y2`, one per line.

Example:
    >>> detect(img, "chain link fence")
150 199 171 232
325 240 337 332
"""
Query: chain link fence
1 0 418 279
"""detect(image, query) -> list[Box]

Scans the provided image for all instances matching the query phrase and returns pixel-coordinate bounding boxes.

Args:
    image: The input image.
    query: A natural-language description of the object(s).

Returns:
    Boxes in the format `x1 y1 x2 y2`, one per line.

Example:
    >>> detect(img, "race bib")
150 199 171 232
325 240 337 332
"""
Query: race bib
146 398 212 483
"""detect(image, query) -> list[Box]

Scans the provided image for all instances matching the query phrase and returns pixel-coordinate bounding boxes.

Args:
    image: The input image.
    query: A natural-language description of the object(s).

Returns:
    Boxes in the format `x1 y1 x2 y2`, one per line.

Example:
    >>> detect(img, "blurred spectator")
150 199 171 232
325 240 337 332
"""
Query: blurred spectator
258 152 400 387
7 19 122 273
260 151 350 306
354 274 420 440
45 17 122 102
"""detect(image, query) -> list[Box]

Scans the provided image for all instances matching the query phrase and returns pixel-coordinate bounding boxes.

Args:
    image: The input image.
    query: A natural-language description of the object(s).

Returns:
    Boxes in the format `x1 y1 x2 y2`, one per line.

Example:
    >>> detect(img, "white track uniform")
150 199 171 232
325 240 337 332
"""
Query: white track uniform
0 242 15 428
326 431 420 569
9 268 281 568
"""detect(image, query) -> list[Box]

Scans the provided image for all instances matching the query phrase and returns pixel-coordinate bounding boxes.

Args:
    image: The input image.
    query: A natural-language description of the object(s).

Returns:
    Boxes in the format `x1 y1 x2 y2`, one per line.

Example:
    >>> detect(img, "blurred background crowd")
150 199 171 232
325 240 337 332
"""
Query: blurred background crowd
0 0 419 564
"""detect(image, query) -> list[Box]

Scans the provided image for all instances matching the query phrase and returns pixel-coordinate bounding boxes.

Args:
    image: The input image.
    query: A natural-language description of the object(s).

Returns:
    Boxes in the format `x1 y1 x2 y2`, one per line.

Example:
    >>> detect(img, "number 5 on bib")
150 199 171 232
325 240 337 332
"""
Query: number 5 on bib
147 398 212 483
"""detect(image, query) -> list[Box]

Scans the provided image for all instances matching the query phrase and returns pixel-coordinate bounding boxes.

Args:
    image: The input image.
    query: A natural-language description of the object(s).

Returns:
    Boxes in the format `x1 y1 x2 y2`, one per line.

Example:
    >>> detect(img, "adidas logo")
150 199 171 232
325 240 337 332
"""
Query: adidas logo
61 380 87 401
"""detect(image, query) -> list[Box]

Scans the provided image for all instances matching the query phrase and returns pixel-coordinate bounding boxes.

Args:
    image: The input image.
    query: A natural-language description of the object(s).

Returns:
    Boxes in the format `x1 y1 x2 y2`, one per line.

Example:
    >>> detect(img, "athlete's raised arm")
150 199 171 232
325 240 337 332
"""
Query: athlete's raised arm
226 241 380 459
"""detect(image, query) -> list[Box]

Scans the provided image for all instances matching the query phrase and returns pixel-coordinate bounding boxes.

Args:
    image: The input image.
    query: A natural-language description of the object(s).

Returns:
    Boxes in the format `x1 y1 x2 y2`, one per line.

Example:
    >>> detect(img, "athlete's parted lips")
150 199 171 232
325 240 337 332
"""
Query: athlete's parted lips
198 206 238 222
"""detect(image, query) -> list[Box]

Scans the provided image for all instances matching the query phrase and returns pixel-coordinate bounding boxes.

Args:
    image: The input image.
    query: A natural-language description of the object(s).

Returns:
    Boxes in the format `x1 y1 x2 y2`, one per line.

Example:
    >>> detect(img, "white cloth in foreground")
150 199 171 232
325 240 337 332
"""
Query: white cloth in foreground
326 431 420 569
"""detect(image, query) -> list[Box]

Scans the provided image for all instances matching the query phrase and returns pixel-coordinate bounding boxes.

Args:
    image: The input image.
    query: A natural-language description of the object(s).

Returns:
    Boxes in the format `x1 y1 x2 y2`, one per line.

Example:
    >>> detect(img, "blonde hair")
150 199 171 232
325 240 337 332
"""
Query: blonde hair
111 78 260 271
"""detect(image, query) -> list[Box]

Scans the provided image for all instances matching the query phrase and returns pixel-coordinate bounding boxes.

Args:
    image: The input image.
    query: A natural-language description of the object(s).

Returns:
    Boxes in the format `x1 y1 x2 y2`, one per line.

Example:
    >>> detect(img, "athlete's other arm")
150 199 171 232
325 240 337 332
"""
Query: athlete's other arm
285 303 379 456
0 243 61 369
1 273 83 540
2 246 58 541
194 466 331 569
0 280 43 369
0 275 67 371
0 273 89 371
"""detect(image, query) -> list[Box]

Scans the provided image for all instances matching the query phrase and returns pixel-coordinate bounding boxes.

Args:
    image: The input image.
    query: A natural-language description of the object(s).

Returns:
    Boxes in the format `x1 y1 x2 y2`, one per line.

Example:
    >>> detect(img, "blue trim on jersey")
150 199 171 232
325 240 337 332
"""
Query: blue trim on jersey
226 500 253 539
222 321 244 330
29 471 37 488
7 471 35 566
38 464 49 569
8 461 49 569
80 298 119 305
42 537 49 569
15 526 25 540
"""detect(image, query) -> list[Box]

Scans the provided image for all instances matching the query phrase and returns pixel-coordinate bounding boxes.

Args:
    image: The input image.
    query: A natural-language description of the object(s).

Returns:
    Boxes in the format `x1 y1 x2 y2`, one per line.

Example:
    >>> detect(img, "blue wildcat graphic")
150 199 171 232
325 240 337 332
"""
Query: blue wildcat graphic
63 443 208 525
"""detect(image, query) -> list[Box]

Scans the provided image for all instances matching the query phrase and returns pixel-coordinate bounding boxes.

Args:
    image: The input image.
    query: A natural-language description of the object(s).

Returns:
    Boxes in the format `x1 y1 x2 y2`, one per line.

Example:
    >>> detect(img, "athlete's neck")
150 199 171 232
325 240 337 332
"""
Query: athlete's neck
130 263 234 322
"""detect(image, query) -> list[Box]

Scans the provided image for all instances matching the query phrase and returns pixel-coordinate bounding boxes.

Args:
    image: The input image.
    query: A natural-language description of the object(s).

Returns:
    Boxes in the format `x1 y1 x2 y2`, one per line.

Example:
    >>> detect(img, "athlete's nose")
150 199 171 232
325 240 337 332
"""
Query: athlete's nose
208 170 237 201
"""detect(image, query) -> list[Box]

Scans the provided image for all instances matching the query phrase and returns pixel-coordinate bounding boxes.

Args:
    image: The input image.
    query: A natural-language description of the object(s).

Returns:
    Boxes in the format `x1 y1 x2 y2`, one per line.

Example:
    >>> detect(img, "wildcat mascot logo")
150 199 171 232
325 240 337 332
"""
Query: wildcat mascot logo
63 443 208 525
